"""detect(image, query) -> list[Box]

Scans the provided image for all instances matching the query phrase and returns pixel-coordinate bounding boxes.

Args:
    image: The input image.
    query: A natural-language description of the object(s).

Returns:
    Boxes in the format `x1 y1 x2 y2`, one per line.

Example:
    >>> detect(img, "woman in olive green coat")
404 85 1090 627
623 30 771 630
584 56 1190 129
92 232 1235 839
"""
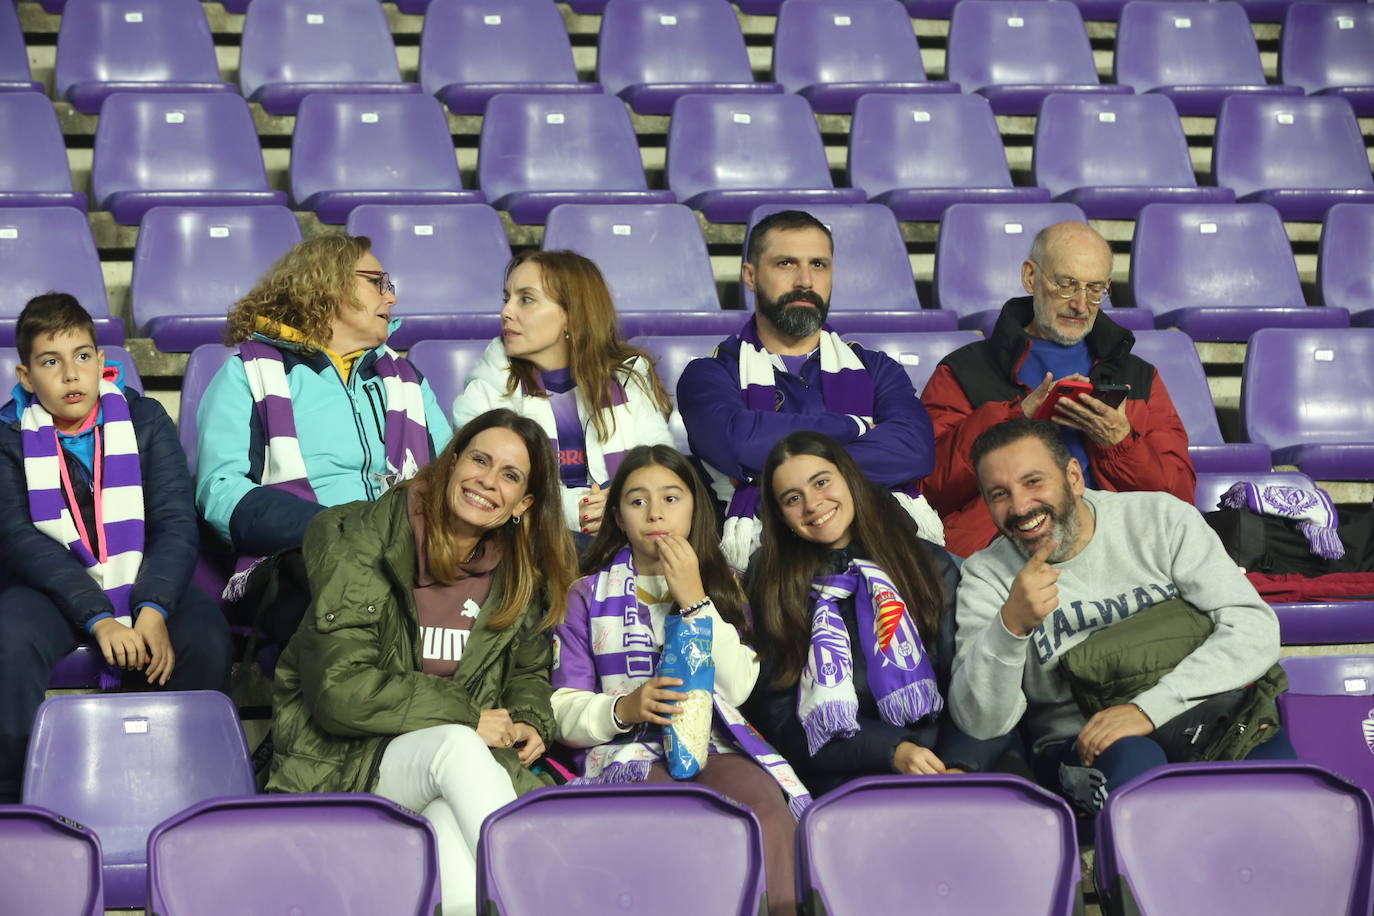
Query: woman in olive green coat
269 408 577 916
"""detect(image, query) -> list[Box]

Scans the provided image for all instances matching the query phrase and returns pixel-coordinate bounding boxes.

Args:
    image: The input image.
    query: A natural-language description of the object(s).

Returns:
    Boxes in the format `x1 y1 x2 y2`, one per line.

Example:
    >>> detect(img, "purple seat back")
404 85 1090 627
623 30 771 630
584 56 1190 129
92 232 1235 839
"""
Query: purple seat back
543 203 719 314
0 92 87 209
0 2 40 92
1280 4 1374 99
1097 763 1374 916
1278 694 1374 806
1240 327 1374 454
179 344 237 474
1319 203 1374 316
477 784 767 915
406 338 496 418
22 691 256 908
0 207 112 336
0 806 103 916
846 330 981 393
1192 470 1315 512
1281 655 1374 695
239 0 415 115
55 0 227 114
1115 2 1270 91
799 775 1080 915
631 333 727 453
147 794 441 916
131 206 302 351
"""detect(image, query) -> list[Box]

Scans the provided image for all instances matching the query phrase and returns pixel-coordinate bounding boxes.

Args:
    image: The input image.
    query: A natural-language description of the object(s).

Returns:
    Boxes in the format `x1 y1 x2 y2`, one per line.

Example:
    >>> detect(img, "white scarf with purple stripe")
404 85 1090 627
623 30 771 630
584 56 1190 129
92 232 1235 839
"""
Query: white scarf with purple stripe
223 339 432 599
552 547 812 817
1220 481 1346 560
710 318 944 569
800 559 942 756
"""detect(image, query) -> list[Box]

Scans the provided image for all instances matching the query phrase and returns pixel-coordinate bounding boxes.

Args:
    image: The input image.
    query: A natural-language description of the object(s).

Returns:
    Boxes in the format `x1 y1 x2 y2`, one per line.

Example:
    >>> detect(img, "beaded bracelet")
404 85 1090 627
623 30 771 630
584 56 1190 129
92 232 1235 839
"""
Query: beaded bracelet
681 597 711 616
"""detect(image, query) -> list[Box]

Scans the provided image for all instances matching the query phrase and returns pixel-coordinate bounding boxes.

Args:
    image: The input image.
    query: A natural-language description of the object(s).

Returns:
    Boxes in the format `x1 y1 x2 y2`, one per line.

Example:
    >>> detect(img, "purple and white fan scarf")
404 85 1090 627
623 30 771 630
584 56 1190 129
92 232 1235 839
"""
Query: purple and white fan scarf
520 367 635 488
1220 481 1345 560
552 547 812 817
223 339 432 599
800 559 942 756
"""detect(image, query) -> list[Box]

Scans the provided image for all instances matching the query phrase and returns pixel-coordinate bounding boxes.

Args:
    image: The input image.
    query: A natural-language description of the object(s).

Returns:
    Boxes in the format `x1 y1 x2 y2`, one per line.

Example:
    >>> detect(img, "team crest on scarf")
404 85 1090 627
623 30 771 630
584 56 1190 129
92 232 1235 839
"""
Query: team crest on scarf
873 587 919 670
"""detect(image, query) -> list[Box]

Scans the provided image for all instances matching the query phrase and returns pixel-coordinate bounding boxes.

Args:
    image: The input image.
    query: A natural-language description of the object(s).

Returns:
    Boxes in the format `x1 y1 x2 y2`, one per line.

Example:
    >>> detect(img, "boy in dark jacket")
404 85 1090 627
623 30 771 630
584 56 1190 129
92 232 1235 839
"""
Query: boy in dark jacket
0 294 232 802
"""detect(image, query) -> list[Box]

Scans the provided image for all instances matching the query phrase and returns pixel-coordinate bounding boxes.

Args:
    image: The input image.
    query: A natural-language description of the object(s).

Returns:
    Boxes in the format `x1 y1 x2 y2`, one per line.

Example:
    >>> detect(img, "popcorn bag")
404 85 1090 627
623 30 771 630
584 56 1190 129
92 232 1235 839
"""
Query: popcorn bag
657 613 714 779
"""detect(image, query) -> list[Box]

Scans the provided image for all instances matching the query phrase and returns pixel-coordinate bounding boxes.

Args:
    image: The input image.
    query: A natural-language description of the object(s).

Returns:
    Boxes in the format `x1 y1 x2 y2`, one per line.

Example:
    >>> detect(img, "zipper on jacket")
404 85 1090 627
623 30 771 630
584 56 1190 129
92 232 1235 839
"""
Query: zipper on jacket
337 368 377 498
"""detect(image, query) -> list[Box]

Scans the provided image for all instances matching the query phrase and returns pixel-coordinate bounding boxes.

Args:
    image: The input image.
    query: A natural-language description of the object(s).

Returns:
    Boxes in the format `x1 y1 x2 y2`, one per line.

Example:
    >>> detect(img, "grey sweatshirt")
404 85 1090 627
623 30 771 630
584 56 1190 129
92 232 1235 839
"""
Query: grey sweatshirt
949 489 1280 751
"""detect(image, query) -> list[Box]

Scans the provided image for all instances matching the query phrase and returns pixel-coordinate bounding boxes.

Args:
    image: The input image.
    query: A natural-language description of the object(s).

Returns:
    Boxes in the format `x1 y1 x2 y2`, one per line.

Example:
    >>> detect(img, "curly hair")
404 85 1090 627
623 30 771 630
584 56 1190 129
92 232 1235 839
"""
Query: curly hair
224 234 372 350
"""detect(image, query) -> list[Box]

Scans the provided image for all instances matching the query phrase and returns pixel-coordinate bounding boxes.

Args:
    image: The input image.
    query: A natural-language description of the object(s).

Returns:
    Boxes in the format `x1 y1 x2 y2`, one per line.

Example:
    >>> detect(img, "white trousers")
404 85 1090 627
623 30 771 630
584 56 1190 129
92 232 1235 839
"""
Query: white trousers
375 724 517 916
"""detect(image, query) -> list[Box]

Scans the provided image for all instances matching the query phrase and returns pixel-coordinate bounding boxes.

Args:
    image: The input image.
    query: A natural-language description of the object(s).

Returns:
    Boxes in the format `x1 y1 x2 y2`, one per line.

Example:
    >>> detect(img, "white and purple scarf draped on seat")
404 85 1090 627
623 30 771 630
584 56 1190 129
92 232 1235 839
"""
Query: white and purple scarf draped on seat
552 546 812 817
800 558 942 756
710 318 944 570
223 339 432 600
22 379 145 688
1220 481 1345 560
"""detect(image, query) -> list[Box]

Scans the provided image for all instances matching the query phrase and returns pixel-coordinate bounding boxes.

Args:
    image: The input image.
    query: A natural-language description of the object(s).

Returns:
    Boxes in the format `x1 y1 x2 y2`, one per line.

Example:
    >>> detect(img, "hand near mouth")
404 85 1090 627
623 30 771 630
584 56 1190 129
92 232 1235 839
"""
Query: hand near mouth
1000 540 1061 637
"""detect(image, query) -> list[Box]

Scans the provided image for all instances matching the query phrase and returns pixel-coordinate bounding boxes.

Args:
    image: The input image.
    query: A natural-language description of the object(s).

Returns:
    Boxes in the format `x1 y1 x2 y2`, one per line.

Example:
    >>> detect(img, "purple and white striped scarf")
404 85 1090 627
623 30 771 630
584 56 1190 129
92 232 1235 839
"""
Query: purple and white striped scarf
1220 481 1345 560
553 547 812 817
525 370 632 489
223 339 432 599
800 559 942 756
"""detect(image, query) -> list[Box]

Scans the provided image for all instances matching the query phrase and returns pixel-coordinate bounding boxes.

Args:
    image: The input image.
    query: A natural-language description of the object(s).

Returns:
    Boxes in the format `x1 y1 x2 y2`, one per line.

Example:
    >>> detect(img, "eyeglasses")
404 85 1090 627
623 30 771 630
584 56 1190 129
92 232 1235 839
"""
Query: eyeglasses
356 270 396 296
1036 265 1109 305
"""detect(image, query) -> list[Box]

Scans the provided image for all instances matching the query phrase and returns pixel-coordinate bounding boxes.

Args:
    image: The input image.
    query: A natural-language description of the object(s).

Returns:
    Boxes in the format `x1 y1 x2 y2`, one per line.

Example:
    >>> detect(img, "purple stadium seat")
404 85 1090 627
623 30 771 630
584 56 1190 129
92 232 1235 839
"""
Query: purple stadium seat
146 794 441 916
542 203 722 320
291 93 482 226
0 2 41 93
1096 762 1374 916
666 93 866 223
1279 690 1374 803
1130 329 1272 473
91 92 286 225
131 206 302 352
478 93 674 225
772 0 958 114
55 0 232 115
238 0 421 116
1070 0 1208 23
1213 95 1374 221
1281 655 1374 695
419 0 600 115
597 0 782 115
1234 0 1354 24
0 93 87 210
945 2 1133 116
798 775 1081 915
630 333 721 453
1132 203 1349 341
1319 203 1374 326
1193 470 1315 512
1273 602 1374 644
1240 327 1374 479
933 202 1093 330
848 93 1052 221
344 204 508 347
1114 1 1304 117
1281 3 1374 116
22 691 256 908
477 784 767 915
405 338 493 418
0 806 102 916
1033 93 1235 218
179 344 236 474
846 330 982 393
0 208 124 345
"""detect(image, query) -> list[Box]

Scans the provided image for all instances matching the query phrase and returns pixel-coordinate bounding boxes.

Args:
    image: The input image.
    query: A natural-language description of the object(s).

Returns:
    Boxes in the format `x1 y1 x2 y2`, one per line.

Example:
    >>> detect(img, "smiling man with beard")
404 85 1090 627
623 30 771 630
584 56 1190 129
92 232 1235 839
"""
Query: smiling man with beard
678 210 943 569
949 418 1293 812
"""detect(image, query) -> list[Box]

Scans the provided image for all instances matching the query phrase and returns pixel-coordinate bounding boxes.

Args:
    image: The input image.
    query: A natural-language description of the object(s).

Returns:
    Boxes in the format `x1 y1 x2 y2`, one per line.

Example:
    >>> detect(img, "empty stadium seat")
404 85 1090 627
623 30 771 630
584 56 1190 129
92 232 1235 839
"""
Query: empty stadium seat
1213 95 1374 221
772 0 957 113
632 333 741 453
945 2 1133 116
1274 603 1374 644
0 208 124 345
1240 327 1374 479
1281 655 1374 695
1192 470 1316 513
1281 3 1374 116
131 205 303 352
1095 763 1374 916
344 203 509 346
405 338 494 418
91 92 286 225
179 344 236 474
597 0 781 115
1033 93 1236 218
291 93 483 225
848 93 1051 221
845 330 982 394
0 2 41 93
1114 2 1304 116
0 93 87 210
239 0 421 116
146 794 441 916
55 0 231 115
419 0 600 115
23 691 256 908
666 93 865 223
478 93 674 225
477 784 767 915
0 805 103 916
1131 203 1349 341
1279 664 1374 802
798 775 1081 915
1318 203 1374 326
1130 329 1272 473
